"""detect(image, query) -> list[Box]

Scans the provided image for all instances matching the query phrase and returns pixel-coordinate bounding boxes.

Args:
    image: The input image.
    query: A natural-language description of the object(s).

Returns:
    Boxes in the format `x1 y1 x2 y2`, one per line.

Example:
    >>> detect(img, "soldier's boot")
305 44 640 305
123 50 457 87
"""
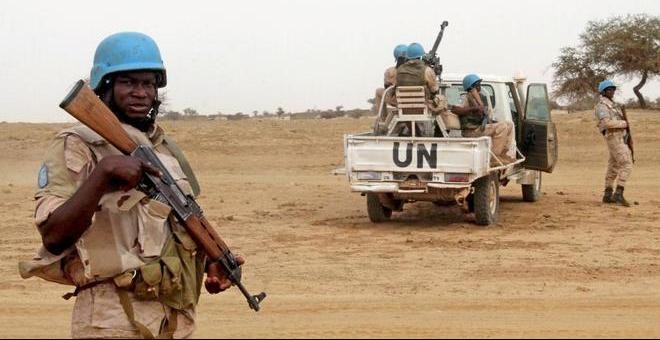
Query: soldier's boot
612 185 631 207
602 187 614 203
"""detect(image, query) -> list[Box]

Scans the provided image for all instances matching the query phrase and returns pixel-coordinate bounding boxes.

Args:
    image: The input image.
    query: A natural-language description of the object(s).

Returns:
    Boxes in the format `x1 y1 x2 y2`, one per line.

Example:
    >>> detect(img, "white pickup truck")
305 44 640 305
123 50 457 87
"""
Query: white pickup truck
343 73 558 225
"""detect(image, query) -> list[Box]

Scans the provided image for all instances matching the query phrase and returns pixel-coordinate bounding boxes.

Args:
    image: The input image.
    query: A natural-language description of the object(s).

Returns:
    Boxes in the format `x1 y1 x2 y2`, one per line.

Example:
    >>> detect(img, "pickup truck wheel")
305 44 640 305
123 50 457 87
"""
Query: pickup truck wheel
521 171 542 202
366 193 392 223
473 174 499 226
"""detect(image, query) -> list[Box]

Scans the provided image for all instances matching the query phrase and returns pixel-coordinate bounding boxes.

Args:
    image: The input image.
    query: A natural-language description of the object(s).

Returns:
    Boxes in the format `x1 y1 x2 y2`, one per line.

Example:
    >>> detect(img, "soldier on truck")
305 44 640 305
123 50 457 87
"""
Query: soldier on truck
450 74 515 165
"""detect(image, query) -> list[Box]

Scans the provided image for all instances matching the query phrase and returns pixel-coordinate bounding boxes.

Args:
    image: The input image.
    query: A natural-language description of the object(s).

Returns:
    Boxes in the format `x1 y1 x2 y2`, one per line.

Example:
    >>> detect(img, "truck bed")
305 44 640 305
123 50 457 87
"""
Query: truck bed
344 132 493 192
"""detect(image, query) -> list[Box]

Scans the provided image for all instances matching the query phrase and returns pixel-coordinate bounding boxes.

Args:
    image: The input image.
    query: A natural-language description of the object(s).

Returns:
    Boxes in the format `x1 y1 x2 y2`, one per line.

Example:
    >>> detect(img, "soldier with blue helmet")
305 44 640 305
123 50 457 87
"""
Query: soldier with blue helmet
90 32 168 131
594 80 632 206
392 44 408 67
374 44 408 117
20 32 240 338
395 42 448 115
450 73 515 164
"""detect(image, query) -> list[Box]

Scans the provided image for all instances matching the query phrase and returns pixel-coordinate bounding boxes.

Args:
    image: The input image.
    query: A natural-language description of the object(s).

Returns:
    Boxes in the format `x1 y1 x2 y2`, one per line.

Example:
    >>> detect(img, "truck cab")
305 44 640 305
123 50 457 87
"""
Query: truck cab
441 73 558 174
344 73 558 225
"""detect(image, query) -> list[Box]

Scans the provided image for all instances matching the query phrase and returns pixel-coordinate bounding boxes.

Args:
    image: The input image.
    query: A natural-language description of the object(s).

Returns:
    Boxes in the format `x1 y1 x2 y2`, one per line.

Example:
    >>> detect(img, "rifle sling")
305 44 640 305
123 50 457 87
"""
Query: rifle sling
162 136 201 197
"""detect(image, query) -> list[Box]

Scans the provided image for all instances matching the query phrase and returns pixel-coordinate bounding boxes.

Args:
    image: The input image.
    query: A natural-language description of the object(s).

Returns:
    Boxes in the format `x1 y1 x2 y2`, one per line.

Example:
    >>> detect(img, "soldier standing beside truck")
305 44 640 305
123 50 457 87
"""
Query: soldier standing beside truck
594 80 633 207
450 73 515 165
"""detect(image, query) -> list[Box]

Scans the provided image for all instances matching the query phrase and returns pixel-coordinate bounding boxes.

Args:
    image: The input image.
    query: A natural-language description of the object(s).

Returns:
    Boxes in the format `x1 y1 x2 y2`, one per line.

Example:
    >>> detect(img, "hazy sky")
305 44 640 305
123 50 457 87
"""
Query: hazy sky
1 0 658 122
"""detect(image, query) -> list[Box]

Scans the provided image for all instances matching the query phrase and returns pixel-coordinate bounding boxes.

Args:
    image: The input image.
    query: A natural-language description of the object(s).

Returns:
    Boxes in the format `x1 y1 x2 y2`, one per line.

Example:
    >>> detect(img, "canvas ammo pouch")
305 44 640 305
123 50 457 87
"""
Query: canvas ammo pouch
115 219 205 310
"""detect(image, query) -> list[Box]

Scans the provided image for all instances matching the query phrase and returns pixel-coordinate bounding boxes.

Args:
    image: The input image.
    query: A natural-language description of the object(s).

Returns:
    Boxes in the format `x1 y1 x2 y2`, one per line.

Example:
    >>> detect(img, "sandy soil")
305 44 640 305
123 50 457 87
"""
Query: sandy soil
1 109 659 338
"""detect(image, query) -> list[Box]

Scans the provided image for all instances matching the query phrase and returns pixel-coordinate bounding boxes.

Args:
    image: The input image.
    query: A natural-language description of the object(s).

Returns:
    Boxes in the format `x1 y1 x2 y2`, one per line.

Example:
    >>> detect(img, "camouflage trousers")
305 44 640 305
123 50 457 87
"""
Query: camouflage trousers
71 282 195 339
604 130 633 187
462 121 514 161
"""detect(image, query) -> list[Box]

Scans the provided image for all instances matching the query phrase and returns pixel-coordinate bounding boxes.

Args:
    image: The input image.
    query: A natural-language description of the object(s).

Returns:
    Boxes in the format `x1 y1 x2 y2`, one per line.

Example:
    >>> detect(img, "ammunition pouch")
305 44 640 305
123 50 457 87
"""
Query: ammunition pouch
105 221 205 339
117 220 205 311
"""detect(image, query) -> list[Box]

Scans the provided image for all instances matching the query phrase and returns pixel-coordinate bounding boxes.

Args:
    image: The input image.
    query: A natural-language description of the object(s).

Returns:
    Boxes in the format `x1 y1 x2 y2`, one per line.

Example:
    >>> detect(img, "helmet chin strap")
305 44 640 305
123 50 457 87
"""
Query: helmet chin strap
115 108 157 133
99 78 159 132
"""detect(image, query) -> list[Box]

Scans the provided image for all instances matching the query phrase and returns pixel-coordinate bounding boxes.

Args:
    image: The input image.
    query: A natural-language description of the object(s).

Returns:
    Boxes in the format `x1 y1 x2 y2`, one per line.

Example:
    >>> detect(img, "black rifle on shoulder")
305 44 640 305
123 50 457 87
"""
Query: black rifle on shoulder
422 20 449 81
620 105 635 164
59 80 266 311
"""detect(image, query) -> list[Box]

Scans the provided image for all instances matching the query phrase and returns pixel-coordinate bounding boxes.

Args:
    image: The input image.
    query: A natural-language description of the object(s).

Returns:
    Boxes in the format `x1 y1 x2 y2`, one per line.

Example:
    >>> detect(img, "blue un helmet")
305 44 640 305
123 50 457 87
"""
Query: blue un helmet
462 73 482 91
598 80 616 93
406 42 425 59
393 44 407 61
90 32 167 91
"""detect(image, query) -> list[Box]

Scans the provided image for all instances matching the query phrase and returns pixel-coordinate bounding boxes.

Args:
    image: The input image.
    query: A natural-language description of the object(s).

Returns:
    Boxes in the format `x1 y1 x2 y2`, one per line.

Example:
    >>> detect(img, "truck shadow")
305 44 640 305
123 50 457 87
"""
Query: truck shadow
316 202 474 231
318 193 555 231
393 202 469 227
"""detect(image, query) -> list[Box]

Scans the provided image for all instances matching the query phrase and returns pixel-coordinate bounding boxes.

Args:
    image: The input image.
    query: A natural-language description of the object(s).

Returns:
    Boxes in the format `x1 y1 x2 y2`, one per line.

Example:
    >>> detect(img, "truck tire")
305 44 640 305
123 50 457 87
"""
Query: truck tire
473 174 499 226
521 171 542 202
366 193 392 223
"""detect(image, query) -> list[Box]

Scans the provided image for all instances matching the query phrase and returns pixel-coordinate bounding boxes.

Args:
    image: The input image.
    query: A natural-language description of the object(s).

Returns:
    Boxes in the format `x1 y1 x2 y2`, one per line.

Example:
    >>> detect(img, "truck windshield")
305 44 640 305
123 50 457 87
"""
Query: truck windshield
444 84 496 107
444 85 463 106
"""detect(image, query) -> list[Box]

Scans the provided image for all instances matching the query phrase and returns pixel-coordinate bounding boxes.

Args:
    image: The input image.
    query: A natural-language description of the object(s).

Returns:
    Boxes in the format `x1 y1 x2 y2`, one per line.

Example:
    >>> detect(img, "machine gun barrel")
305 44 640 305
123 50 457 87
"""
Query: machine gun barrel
424 21 449 81
428 20 449 57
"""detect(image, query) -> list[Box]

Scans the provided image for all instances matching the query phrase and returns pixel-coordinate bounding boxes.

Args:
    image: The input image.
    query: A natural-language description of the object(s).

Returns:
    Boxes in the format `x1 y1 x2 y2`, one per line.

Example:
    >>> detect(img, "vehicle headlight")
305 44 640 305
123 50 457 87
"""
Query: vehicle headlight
357 171 382 180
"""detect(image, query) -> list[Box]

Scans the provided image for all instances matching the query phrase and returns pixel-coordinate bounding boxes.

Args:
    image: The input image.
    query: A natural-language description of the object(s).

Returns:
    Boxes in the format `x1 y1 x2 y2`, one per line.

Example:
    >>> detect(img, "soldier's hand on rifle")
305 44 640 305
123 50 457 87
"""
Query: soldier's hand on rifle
96 155 162 192
205 256 246 294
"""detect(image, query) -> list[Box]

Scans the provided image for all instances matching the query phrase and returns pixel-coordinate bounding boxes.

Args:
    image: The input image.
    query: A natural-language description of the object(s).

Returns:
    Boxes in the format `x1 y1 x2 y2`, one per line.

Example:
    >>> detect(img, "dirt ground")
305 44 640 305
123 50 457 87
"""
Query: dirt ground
1 109 659 338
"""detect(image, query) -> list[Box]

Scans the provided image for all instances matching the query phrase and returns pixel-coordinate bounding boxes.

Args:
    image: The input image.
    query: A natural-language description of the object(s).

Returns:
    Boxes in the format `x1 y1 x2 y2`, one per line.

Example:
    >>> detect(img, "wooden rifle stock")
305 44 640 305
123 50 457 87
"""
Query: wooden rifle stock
60 80 138 154
59 80 266 311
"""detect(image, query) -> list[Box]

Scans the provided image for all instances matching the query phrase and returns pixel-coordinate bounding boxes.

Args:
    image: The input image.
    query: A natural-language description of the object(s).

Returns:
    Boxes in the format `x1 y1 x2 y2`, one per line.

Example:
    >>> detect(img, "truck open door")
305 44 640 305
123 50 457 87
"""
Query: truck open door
521 84 558 173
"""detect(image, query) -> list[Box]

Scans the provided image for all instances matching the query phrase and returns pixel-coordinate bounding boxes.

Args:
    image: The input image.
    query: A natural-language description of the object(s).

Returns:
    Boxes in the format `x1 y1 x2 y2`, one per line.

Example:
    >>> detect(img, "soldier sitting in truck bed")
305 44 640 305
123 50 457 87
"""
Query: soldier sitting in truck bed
396 42 448 114
392 42 449 137
373 44 407 116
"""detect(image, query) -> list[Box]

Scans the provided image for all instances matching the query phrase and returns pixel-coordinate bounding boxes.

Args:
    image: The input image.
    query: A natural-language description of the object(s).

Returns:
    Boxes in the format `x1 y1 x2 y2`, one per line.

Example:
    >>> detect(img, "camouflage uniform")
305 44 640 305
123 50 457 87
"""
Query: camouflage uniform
20 123 202 339
396 59 448 114
460 96 515 164
594 96 632 189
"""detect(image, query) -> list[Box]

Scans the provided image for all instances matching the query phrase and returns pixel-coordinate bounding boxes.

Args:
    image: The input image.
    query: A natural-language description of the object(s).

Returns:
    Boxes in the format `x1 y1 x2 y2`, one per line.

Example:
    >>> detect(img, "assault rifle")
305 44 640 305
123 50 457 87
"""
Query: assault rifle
422 20 449 81
620 105 635 163
59 80 266 311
